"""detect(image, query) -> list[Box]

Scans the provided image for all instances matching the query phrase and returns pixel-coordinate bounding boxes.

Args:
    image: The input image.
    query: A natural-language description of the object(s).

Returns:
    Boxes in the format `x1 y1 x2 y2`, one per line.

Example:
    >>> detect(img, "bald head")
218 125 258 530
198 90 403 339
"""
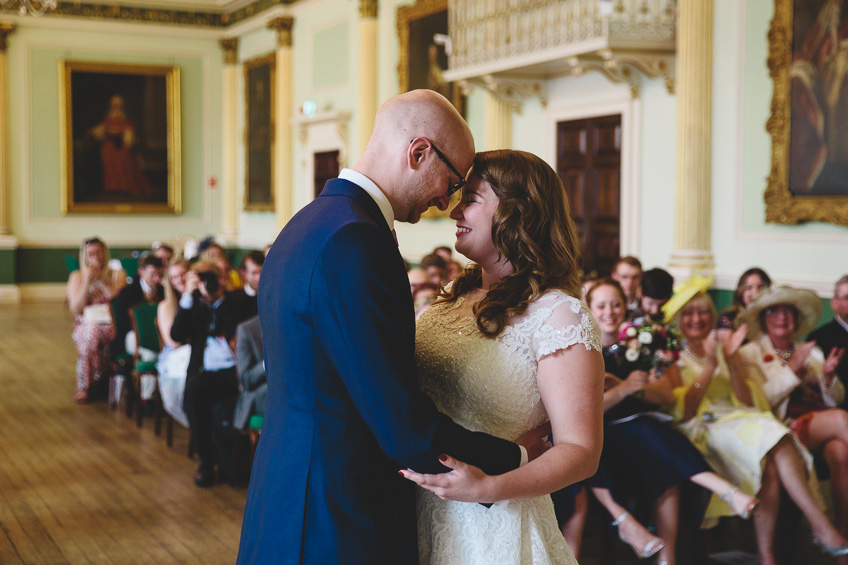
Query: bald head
354 90 475 224
366 90 473 155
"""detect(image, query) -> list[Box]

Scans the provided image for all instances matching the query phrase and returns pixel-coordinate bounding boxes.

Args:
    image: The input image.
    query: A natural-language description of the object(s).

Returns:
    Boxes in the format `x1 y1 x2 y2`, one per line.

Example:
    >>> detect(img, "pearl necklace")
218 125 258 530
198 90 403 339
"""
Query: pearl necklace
682 347 707 366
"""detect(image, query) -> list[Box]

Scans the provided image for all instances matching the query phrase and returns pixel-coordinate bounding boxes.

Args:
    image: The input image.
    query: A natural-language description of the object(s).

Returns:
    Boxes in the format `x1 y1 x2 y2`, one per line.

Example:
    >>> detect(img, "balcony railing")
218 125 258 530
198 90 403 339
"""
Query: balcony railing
446 0 676 85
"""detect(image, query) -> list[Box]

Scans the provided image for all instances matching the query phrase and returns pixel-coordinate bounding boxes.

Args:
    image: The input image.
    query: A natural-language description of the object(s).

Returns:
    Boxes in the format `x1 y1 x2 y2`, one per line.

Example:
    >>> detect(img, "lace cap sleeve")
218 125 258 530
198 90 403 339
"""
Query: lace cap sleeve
531 291 601 361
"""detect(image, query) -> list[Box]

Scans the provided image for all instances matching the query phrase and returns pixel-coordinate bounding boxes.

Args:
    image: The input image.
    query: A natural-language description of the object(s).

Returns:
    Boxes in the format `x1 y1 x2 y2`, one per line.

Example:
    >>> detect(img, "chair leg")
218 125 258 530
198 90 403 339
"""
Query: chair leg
187 432 195 459
166 415 174 448
136 400 144 428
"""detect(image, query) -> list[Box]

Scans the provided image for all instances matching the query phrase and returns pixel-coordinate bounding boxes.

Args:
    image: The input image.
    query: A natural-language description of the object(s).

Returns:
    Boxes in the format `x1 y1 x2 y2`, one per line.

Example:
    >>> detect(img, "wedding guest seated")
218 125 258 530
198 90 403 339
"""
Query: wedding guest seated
152 242 174 268
611 256 643 319
199 237 242 290
67 237 126 403
433 245 452 263
809 275 848 397
632 267 674 321
573 278 756 565
229 250 264 325
171 261 240 487
156 259 191 428
671 281 846 564
718 267 772 331
445 260 463 282
109 254 164 373
407 267 438 319
234 315 267 431
419 252 447 286
738 286 848 557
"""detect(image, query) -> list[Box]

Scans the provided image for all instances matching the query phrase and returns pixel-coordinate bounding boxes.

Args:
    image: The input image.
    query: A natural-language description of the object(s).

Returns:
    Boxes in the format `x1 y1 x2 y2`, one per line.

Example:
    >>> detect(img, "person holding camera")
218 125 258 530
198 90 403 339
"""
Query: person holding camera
170 261 241 487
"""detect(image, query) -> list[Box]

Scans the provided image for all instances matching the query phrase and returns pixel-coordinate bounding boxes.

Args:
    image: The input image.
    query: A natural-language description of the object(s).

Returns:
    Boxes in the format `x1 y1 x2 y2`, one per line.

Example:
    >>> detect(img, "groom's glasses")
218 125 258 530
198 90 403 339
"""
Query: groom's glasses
413 140 467 196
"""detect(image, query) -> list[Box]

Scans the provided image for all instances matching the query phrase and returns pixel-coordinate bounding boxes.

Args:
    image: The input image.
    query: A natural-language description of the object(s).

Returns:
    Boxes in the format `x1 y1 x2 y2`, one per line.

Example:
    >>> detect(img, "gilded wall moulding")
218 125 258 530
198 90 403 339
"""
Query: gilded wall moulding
765 0 848 225
0 22 15 52
459 76 546 114
42 0 291 28
359 0 378 19
219 38 239 65
268 16 294 47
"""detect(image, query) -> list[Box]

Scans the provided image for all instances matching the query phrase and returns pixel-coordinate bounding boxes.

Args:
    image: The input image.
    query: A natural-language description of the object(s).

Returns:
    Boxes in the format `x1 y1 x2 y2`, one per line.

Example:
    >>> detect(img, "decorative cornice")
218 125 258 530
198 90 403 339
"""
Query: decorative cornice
267 15 293 47
0 21 15 53
219 37 238 65
359 0 377 19
565 51 675 99
459 75 545 113
37 0 293 29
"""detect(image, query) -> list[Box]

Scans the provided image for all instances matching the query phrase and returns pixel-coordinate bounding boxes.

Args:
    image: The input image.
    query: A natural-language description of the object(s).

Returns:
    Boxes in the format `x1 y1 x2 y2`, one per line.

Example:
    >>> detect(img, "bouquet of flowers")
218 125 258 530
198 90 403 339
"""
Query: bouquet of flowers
615 315 682 372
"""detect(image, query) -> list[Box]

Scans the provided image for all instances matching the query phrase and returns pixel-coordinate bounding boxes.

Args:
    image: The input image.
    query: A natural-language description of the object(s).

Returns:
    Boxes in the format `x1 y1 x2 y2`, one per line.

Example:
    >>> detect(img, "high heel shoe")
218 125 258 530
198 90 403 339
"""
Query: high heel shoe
813 537 848 556
719 488 759 519
611 511 665 559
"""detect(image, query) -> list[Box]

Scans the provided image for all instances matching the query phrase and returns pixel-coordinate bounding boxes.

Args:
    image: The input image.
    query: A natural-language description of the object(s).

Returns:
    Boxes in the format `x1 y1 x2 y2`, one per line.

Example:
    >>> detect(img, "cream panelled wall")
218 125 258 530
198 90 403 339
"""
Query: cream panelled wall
3 0 848 300
5 22 223 247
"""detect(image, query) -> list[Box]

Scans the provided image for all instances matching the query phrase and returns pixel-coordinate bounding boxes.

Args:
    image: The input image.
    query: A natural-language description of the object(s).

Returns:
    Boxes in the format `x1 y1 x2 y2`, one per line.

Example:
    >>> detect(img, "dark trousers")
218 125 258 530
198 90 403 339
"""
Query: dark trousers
184 367 239 468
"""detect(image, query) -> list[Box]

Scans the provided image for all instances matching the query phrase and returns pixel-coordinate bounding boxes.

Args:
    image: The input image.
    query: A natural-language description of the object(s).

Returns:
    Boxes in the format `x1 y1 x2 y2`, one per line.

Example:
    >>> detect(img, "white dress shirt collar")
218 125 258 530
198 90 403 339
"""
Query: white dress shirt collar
139 277 153 295
835 313 848 334
339 168 394 230
244 284 257 297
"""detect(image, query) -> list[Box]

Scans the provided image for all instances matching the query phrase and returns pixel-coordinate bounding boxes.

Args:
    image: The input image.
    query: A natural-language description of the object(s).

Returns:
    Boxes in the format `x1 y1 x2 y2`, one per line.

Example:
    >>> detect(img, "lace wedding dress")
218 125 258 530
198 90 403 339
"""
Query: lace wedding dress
415 289 600 564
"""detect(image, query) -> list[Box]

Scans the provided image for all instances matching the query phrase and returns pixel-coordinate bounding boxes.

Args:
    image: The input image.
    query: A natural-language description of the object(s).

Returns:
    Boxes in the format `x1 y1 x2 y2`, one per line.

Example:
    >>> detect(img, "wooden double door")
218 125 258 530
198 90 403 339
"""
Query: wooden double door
555 114 622 279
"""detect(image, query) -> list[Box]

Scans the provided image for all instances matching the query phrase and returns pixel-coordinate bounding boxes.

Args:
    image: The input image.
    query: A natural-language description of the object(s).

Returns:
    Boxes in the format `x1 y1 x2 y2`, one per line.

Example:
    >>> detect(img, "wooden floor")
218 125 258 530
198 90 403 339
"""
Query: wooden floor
0 302 842 565
0 303 246 564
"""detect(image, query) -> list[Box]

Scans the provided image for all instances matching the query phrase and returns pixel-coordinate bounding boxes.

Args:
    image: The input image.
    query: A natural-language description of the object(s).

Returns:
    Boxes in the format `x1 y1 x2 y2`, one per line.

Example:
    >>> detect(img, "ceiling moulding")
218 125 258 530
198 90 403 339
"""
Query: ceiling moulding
29 0 294 27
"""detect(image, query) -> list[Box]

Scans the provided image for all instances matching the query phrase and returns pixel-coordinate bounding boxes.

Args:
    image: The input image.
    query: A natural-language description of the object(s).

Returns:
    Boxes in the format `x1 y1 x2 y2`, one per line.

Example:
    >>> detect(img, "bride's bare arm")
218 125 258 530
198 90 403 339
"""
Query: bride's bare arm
401 344 604 503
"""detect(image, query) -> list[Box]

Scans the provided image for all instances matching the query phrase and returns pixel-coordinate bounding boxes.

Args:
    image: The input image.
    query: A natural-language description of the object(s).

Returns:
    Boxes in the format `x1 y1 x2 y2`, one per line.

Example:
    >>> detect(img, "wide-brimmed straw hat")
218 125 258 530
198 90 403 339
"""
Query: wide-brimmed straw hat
736 285 822 341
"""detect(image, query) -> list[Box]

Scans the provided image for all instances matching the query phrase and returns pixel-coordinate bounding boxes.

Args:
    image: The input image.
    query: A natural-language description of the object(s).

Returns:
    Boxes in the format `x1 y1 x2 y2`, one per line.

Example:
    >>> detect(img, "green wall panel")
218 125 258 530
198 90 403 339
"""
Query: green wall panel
16 247 140 283
0 249 15 285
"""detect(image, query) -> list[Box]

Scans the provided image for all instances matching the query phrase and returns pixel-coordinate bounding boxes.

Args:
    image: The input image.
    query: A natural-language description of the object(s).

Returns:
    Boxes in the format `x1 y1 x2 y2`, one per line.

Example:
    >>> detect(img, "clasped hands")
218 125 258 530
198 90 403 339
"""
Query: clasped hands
399 421 552 503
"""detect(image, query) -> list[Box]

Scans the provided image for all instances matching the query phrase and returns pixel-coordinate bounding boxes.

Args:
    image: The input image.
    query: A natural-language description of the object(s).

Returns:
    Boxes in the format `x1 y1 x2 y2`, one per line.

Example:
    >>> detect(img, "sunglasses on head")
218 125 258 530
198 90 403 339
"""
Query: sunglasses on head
84 237 104 247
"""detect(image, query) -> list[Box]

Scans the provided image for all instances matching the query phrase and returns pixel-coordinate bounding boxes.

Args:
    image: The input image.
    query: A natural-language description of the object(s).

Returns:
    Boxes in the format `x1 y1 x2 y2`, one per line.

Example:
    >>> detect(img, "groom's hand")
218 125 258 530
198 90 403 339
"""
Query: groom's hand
516 421 553 462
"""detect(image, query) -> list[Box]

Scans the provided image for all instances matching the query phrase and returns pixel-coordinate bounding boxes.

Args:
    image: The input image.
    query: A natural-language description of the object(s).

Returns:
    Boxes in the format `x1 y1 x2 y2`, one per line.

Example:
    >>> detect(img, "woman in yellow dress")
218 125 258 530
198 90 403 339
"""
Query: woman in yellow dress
669 281 848 564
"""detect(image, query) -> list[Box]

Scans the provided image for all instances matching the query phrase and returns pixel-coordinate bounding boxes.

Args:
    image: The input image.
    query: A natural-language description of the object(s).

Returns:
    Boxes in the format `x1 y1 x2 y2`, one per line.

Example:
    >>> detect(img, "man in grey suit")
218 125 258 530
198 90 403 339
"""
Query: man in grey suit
234 315 267 430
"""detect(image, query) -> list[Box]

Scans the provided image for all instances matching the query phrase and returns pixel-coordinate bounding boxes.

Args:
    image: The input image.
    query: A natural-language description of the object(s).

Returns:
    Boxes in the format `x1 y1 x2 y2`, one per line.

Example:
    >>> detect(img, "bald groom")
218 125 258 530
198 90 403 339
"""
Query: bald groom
236 90 525 564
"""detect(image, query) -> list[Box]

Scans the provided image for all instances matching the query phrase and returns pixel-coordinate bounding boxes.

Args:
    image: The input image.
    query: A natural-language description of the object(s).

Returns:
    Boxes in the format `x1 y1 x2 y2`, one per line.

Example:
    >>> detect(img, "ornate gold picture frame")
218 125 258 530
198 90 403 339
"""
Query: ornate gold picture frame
243 53 276 212
397 0 464 113
60 61 181 215
397 0 463 219
766 0 848 225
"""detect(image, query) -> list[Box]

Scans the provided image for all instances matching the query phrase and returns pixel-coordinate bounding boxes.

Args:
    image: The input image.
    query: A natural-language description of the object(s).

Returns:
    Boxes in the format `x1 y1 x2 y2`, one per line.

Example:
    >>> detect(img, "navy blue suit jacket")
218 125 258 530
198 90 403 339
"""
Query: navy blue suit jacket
236 179 521 564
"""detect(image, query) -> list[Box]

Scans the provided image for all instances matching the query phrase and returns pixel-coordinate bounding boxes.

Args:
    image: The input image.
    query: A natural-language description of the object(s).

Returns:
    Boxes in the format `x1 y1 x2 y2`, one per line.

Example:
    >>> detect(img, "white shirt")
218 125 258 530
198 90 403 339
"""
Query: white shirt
835 313 848 334
339 168 394 231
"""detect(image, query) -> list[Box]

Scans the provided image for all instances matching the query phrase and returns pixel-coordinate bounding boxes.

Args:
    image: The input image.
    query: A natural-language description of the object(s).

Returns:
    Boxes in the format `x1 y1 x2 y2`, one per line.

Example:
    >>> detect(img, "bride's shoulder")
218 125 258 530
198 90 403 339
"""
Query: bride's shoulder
532 288 587 314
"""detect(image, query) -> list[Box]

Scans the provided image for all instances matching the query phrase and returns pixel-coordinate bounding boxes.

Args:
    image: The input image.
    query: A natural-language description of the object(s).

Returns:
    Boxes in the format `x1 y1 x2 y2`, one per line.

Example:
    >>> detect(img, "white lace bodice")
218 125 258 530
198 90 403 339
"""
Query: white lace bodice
414 289 599 565
415 289 600 442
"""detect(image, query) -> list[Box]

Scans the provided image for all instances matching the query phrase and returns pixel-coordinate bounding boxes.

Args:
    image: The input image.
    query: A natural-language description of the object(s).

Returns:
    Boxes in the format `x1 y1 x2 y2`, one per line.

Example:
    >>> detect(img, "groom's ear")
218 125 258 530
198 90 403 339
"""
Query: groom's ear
408 137 430 170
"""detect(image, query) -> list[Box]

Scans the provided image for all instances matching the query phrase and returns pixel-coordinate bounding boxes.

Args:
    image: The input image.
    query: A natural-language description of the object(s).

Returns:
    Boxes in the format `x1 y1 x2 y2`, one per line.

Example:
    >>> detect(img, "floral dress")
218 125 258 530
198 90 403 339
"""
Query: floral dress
674 345 819 521
71 280 115 401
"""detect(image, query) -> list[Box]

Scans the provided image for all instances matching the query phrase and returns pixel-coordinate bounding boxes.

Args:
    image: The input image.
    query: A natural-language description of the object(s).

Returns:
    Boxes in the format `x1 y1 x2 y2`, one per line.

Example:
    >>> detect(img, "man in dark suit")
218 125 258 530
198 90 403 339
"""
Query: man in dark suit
809 275 848 401
229 250 263 325
233 314 266 431
237 90 531 564
110 254 164 363
170 261 240 487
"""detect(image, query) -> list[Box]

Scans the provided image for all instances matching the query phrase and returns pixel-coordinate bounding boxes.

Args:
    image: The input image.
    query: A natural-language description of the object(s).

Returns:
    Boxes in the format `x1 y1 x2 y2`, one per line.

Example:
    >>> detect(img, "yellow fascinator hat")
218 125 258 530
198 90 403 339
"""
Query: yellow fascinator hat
661 274 714 323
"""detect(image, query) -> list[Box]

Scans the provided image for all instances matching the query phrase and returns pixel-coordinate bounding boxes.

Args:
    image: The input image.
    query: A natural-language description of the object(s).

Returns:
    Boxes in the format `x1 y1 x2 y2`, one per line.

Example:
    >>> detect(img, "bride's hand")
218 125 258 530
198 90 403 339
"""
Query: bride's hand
399 455 497 503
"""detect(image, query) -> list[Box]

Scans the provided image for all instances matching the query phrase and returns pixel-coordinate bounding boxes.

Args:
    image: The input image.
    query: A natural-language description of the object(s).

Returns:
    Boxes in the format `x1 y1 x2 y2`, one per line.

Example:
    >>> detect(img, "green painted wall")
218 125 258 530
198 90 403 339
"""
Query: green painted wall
0 250 15 285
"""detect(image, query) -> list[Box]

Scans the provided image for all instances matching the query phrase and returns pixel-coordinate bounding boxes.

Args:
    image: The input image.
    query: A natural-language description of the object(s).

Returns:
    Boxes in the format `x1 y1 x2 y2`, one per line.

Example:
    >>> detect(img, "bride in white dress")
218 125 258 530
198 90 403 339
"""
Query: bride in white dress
401 150 605 564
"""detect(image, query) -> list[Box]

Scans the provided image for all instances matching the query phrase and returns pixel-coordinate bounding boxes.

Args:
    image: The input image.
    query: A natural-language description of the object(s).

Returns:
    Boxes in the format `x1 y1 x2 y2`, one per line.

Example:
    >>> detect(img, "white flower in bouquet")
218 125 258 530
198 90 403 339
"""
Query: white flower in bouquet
638 331 653 345
625 347 640 362
626 327 638 338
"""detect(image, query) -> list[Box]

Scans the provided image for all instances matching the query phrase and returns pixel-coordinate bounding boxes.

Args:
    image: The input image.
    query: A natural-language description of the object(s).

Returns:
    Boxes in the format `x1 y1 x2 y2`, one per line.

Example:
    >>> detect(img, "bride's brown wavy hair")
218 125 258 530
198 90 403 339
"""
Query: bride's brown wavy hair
438 149 582 337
